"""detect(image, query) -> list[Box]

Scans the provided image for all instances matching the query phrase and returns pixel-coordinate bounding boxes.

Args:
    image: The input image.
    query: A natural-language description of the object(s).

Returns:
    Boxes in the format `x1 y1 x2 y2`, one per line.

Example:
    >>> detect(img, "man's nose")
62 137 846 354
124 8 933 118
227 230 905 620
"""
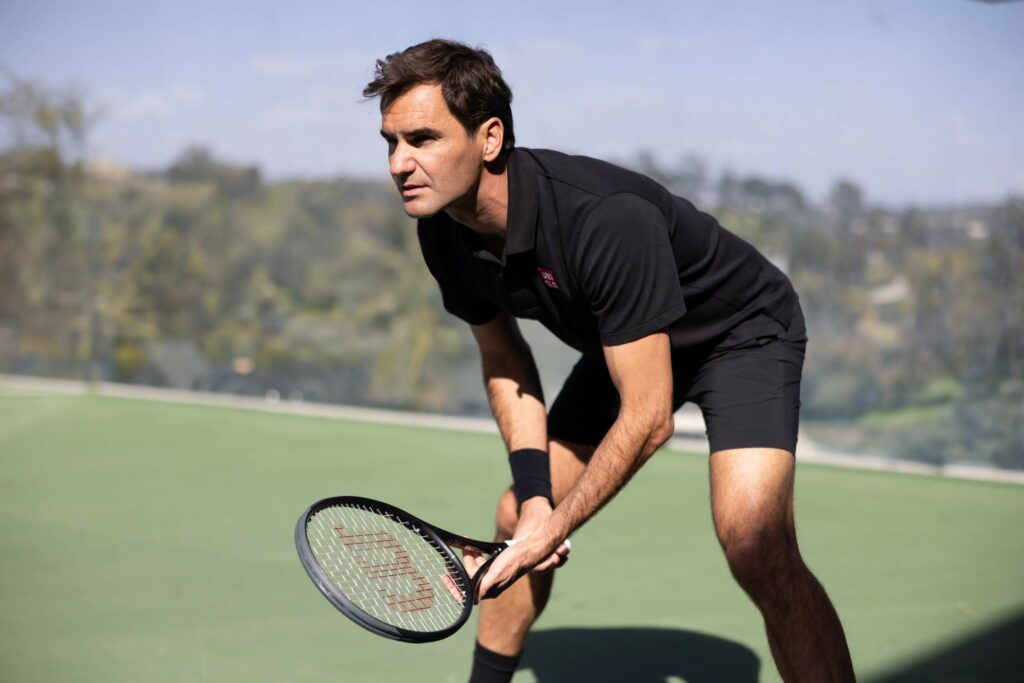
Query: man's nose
389 144 415 177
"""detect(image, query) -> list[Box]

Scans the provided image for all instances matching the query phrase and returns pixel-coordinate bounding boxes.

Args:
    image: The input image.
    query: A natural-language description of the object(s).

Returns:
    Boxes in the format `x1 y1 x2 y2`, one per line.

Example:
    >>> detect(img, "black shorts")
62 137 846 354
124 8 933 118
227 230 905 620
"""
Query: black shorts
547 302 808 454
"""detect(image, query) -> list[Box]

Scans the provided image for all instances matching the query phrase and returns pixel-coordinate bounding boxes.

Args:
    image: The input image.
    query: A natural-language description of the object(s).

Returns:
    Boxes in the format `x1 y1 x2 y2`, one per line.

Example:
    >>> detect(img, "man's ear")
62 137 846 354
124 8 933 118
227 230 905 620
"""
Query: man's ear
480 117 505 162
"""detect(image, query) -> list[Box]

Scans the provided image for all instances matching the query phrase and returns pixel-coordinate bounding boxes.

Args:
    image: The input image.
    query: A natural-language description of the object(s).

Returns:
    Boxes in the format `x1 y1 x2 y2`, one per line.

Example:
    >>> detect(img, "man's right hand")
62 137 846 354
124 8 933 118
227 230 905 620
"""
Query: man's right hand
464 497 570 583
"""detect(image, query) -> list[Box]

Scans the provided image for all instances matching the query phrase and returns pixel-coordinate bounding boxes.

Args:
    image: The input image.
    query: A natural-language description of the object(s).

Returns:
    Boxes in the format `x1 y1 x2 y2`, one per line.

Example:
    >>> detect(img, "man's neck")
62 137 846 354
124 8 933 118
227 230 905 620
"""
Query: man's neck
445 158 509 251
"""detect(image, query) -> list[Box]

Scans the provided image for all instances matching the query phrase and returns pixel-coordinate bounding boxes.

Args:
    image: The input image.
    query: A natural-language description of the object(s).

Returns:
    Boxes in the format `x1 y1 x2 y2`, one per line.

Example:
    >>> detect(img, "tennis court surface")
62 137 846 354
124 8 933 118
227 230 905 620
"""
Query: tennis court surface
1 389 1022 682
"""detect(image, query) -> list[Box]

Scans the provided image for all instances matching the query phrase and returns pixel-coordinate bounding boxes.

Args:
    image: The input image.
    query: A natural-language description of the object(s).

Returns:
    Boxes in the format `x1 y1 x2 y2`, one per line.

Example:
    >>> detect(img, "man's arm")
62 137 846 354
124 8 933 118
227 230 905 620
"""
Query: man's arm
464 313 570 577
476 330 674 599
546 330 674 535
470 312 547 455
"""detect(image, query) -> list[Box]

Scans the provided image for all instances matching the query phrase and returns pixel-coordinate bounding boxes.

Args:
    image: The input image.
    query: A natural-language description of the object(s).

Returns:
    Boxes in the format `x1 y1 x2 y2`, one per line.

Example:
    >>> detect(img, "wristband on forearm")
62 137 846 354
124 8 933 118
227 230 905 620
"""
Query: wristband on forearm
508 448 553 507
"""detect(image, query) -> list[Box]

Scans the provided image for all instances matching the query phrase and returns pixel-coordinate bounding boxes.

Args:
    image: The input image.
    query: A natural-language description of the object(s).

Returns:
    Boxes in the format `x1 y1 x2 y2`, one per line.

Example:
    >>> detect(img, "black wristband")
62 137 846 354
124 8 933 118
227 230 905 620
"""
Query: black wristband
509 448 553 507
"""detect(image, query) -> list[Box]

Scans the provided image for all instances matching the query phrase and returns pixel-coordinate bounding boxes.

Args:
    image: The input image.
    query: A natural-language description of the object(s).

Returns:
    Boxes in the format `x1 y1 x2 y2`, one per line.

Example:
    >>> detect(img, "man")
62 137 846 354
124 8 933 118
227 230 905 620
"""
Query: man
364 39 855 683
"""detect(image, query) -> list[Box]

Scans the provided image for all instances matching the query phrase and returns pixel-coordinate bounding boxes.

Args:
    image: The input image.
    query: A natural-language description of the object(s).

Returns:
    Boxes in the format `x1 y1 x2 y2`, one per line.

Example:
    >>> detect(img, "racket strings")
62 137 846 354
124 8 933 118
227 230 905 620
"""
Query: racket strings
306 503 468 632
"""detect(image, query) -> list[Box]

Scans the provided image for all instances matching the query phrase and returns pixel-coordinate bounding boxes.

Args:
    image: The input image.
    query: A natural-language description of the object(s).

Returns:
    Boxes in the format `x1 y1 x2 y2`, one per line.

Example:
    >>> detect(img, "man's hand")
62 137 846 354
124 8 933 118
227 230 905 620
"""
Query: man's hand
510 497 570 572
469 497 570 602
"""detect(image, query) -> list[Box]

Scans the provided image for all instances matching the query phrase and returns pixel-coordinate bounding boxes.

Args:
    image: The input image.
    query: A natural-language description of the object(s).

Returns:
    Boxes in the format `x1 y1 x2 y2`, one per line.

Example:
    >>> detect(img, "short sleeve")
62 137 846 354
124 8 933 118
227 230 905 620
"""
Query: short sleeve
417 219 500 325
575 193 687 345
438 285 500 325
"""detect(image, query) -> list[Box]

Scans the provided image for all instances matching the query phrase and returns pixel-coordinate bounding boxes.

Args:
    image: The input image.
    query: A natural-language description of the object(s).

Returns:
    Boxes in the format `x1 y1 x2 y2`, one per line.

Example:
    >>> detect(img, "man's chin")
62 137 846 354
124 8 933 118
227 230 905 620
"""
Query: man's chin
401 199 442 219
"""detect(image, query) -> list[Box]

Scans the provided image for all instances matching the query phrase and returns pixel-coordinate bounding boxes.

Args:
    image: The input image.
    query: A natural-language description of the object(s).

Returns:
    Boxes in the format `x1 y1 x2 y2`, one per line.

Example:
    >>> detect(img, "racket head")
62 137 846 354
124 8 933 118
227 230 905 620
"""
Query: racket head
295 496 487 643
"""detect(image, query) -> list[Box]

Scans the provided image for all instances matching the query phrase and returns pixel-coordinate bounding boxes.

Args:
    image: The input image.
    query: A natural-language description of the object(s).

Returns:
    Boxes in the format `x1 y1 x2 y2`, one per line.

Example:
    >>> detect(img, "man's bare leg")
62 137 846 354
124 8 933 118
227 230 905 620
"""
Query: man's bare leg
476 439 591 656
710 448 855 683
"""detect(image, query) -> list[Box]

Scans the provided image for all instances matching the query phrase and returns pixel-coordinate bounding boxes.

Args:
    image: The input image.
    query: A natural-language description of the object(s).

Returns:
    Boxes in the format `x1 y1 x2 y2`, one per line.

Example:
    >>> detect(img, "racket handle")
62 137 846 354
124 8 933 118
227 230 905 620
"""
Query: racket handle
503 537 570 549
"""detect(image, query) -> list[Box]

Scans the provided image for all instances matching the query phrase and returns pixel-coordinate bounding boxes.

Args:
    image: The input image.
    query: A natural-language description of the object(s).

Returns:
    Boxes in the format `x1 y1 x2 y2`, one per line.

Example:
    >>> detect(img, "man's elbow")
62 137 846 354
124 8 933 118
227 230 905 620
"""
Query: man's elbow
621 400 675 454
631 409 673 458
649 412 675 450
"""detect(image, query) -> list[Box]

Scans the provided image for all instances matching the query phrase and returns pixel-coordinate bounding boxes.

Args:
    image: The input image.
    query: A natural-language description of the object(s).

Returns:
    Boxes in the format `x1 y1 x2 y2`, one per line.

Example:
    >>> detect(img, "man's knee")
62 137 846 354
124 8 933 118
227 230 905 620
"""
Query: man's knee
717 520 798 593
710 448 801 594
549 438 593 503
495 487 518 540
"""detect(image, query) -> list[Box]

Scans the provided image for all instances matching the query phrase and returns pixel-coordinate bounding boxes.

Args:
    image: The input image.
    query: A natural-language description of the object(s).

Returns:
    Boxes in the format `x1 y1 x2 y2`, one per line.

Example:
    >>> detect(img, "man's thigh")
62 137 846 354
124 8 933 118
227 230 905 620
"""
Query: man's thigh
548 310 806 458
709 447 796 543
686 320 807 455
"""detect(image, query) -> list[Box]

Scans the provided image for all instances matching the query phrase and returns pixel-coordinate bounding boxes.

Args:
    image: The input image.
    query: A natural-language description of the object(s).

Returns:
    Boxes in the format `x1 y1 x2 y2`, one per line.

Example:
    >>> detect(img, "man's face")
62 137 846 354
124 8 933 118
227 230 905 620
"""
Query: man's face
380 83 485 219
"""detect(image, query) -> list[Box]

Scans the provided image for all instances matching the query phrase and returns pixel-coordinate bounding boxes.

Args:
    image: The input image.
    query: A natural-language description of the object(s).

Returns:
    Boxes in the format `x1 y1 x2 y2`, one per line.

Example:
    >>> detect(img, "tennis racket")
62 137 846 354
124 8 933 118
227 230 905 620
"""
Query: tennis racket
295 495 513 643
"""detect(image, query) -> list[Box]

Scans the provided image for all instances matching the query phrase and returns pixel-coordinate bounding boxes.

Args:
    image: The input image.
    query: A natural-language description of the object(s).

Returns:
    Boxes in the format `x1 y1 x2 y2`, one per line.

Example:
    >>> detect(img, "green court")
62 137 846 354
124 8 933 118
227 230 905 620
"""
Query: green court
1 389 1022 682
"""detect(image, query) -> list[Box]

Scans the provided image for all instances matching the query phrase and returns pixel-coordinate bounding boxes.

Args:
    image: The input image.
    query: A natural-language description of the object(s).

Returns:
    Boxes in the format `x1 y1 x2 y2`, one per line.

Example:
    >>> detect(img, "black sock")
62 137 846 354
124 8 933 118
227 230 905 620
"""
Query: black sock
467 640 521 683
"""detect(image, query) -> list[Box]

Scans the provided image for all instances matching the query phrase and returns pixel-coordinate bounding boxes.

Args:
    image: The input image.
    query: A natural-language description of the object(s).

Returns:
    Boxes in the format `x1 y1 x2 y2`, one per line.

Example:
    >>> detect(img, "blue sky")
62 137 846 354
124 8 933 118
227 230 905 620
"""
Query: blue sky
1 0 1021 205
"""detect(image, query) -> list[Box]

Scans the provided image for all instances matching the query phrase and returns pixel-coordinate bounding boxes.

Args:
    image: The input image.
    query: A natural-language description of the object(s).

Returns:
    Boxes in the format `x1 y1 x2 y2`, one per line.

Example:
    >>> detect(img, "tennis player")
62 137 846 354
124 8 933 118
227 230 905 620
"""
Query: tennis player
364 39 855 683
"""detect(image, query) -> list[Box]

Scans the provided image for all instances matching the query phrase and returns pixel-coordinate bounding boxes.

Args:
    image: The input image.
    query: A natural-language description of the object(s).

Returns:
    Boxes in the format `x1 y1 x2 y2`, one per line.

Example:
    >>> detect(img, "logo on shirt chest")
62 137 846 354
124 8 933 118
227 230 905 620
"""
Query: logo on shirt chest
536 267 560 290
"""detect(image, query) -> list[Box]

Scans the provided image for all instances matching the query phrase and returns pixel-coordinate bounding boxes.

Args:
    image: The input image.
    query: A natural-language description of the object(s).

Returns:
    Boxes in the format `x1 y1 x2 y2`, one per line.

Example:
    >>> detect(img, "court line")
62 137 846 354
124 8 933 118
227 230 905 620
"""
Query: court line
2 373 1022 485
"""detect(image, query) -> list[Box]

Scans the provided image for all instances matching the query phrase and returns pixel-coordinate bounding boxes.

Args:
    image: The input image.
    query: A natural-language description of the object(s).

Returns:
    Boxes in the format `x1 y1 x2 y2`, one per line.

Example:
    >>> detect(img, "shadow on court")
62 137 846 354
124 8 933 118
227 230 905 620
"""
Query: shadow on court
865 610 1024 683
519 627 760 682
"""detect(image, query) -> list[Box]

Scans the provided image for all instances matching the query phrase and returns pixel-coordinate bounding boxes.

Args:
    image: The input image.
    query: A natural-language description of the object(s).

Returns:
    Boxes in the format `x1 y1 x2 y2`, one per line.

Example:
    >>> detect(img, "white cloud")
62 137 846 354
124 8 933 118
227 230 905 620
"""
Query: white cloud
104 84 206 123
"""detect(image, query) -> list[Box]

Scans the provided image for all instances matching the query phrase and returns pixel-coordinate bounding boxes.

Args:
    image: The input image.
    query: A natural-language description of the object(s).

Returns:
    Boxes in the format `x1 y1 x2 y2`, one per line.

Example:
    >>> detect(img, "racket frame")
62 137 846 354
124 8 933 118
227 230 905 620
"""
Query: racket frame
295 495 508 643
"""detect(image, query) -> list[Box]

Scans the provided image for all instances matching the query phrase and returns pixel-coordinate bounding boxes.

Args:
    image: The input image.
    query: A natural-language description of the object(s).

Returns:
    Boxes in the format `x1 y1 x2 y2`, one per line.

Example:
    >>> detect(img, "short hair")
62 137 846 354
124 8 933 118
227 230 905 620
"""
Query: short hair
363 39 515 150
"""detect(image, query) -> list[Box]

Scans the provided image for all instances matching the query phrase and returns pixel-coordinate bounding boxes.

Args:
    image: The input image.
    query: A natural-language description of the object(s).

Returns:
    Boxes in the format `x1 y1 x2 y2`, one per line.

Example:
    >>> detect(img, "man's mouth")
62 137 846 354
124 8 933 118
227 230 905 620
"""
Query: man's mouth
401 184 425 197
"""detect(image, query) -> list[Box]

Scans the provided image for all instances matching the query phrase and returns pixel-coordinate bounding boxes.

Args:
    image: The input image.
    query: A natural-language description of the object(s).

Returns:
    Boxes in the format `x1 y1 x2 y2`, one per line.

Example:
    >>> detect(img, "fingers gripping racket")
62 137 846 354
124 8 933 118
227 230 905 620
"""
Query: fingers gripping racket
295 496 511 643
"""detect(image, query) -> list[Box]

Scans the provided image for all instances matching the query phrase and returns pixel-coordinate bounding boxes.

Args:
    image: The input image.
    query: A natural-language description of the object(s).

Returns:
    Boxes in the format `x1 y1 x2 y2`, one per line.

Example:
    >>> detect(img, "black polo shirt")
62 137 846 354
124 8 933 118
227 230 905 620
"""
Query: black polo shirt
417 147 797 357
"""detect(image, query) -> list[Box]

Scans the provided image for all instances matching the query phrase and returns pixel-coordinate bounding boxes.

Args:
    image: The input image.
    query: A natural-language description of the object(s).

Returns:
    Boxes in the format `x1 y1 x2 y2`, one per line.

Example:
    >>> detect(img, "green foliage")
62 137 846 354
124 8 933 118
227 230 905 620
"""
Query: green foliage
2 74 1021 466
0 72 476 408
112 340 146 382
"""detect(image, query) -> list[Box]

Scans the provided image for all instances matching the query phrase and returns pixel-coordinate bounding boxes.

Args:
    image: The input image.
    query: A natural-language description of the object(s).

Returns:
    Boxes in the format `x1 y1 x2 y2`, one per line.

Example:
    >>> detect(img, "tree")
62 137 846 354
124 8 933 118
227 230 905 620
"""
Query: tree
0 69 101 379
165 145 261 198
629 150 708 203
829 179 865 223
0 67 98 178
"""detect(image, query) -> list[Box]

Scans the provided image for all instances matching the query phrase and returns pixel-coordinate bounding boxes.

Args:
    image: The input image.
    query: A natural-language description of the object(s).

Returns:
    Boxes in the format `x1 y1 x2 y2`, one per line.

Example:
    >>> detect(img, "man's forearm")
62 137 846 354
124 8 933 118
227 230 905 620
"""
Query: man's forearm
481 348 547 452
544 408 670 540
471 333 673 599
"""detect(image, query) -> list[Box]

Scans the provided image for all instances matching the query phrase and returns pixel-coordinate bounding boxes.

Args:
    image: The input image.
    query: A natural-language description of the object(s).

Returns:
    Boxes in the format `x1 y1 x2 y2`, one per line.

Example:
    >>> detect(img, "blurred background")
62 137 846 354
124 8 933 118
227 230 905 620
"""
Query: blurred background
1 0 1022 470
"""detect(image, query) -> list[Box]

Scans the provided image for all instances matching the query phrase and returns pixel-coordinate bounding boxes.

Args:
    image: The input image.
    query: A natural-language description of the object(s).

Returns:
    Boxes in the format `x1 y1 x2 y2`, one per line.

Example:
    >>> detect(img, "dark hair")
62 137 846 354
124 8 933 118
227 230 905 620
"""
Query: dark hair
363 39 515 150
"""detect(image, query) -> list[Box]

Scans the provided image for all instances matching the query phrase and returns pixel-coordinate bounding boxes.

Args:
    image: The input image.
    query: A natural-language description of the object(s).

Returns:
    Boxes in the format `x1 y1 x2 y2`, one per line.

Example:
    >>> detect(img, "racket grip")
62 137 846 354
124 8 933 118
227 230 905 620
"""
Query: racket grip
503 538 570 550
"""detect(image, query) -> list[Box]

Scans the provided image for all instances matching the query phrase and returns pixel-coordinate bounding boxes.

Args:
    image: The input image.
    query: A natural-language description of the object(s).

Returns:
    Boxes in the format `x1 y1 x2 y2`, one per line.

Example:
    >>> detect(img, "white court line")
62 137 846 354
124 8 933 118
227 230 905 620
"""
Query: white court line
2 373 1022 485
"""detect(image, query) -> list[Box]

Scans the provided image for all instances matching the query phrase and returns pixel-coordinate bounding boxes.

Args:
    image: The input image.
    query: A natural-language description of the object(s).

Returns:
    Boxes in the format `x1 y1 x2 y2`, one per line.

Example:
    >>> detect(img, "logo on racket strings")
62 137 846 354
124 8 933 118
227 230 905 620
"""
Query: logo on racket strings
334 526 438 613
